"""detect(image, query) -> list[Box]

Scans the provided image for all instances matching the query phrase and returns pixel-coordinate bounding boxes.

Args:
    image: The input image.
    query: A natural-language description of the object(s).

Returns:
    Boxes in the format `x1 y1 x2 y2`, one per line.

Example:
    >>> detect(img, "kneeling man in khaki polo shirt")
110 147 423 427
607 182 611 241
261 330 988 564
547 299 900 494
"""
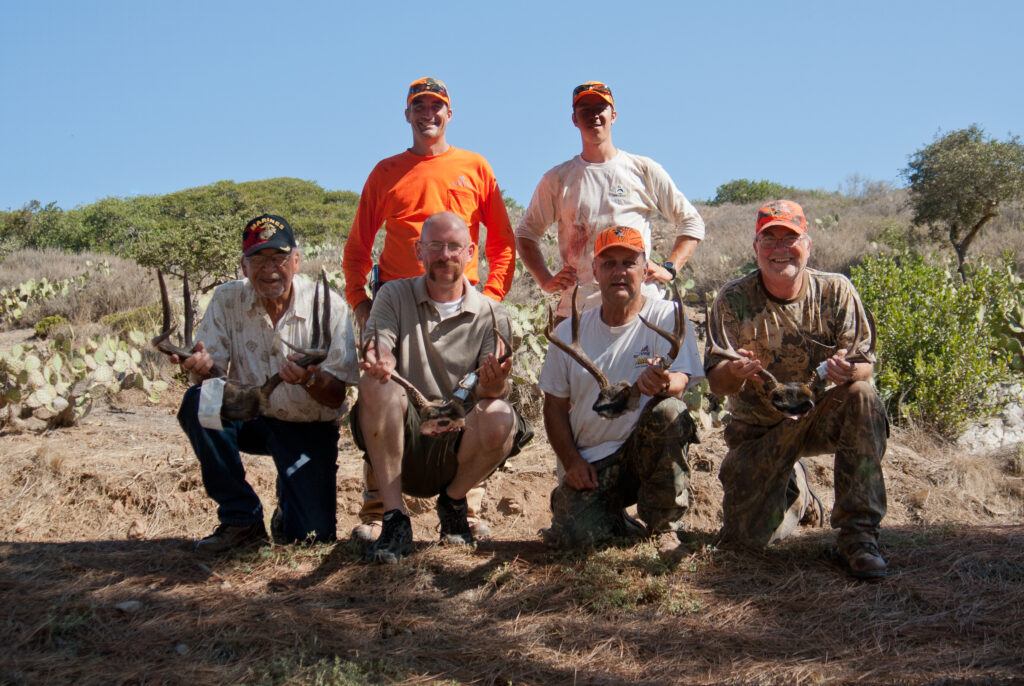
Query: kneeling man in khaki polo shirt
354 211 532 563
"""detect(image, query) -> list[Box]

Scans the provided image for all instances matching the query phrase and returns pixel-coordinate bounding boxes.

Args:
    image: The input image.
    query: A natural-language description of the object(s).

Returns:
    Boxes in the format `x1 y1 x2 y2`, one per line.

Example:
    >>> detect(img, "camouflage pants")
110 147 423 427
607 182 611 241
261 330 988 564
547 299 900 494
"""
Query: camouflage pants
719 380 888 553
548 397 696 548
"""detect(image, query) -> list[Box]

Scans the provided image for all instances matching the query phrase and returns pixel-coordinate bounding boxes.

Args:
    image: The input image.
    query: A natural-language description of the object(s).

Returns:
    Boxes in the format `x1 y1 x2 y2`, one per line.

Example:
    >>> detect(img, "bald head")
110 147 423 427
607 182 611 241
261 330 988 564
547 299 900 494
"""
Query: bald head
421 211 470 245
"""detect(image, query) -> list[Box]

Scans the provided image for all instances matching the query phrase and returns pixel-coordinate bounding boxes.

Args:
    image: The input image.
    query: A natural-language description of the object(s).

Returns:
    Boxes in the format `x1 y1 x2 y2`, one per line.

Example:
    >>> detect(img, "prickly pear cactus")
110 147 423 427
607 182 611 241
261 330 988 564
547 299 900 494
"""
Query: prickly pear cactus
0 330 167 433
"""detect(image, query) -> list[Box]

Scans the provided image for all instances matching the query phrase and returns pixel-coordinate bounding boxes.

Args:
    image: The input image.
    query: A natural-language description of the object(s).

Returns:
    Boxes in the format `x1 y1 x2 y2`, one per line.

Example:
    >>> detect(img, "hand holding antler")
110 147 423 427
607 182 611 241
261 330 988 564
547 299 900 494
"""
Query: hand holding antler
476 333 512 399
720 348 767 389
361 334 397 383
171 341 218 379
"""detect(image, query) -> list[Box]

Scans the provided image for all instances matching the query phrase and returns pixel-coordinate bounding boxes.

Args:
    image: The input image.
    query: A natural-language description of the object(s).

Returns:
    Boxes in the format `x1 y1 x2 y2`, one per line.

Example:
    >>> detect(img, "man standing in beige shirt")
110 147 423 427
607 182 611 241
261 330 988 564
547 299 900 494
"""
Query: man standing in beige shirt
354 212 531 563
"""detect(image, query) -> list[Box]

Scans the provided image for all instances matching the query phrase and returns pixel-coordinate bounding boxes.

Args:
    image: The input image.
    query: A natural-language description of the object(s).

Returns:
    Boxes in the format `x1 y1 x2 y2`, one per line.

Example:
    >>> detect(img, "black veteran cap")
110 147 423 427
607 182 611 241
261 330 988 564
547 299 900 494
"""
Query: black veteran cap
242 214 297 256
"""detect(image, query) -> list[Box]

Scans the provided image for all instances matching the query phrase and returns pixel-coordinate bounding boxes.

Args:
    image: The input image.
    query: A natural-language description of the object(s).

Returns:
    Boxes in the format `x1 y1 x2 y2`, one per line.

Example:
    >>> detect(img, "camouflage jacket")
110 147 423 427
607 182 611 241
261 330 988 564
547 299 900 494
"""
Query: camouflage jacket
704 268 875 426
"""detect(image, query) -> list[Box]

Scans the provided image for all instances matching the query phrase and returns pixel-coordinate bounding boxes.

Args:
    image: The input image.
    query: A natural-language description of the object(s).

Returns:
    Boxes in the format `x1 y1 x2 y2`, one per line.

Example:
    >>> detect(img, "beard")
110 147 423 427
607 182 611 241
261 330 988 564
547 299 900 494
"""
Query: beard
426 258 461 285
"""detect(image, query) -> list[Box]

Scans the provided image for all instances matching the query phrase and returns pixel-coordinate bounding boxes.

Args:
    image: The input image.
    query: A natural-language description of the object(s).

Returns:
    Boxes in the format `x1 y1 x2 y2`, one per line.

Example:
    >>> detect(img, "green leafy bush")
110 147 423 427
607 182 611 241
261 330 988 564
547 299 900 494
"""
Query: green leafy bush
710 179 797 206
851 252 1013 438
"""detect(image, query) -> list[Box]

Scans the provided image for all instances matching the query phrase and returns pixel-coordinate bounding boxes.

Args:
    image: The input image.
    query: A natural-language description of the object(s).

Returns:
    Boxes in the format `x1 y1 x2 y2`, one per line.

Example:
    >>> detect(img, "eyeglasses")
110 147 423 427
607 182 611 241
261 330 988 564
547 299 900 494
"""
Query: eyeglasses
247 253 291 269
757 234 806 249
421 241 468 255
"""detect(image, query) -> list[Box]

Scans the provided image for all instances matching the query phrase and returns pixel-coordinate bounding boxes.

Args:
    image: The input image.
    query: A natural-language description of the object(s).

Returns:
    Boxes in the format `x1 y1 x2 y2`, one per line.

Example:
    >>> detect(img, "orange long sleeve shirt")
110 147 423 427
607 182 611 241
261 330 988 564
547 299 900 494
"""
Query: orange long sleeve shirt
342 146 515 309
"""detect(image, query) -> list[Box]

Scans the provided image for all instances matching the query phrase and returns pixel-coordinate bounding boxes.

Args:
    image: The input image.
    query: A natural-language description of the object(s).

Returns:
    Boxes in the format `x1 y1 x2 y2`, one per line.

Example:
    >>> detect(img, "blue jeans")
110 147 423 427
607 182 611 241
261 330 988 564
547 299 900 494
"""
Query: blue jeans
177 385 340 542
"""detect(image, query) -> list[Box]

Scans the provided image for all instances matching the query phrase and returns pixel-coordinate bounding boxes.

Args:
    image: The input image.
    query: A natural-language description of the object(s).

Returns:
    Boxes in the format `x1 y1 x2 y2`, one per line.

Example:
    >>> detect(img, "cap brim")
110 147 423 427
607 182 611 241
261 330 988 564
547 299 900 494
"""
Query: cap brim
757 220 805 235
244 242 293 257
407 92 450 107
573 92 614 108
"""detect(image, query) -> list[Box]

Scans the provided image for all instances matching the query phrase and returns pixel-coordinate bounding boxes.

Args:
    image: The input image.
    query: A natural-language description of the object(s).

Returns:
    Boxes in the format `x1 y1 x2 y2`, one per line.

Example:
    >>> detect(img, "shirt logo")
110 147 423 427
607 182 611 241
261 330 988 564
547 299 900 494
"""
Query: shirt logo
452 175 472 189
633 345 652 367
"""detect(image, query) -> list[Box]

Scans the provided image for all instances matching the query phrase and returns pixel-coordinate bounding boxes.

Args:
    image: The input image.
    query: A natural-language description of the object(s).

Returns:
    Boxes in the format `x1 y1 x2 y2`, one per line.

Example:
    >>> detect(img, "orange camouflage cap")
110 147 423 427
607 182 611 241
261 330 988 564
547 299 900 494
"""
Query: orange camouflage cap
755 199 808 235
572 81 614 108
407 77 450 107
594 226 645 256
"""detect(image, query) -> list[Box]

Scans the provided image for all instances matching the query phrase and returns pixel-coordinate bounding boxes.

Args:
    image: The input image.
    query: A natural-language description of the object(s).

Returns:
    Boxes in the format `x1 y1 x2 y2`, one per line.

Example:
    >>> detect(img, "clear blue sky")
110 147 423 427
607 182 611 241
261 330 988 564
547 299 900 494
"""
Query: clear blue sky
2 0 1021 211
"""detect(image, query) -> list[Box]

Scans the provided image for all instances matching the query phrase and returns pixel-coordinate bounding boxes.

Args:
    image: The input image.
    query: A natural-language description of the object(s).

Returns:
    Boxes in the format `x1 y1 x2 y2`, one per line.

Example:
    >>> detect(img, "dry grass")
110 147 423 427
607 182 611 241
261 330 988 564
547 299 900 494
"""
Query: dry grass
1 397 1023 684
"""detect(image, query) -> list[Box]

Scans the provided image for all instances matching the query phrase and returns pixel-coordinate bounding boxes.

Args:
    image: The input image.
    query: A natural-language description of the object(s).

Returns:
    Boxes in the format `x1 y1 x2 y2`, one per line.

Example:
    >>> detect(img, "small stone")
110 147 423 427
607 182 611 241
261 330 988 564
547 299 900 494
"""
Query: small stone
114 600 143 613
126 520 144 540
175 643 189 655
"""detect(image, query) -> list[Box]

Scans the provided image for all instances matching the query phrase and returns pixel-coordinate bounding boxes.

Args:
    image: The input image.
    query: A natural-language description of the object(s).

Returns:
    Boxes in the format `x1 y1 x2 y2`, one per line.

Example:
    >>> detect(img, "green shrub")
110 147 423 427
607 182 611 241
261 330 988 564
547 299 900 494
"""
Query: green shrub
851 252 1013 438
710 179 797 206
34 315 70 339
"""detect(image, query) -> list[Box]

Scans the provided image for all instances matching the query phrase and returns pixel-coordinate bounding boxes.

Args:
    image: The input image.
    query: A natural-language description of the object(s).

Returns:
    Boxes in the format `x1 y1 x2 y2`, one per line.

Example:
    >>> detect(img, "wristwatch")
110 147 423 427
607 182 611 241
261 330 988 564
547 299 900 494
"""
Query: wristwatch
661 261 677 280
304 370 318 390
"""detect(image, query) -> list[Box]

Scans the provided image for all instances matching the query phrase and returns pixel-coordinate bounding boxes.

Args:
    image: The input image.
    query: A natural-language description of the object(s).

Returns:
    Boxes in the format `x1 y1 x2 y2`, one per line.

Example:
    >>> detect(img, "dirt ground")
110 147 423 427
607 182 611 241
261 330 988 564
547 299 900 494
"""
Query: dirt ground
2 377 1024 684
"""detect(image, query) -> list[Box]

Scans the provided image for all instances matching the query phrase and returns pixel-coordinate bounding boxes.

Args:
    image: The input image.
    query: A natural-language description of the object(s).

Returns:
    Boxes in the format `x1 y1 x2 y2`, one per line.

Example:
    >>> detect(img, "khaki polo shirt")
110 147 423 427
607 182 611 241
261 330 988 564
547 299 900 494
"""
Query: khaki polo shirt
365 276 510 400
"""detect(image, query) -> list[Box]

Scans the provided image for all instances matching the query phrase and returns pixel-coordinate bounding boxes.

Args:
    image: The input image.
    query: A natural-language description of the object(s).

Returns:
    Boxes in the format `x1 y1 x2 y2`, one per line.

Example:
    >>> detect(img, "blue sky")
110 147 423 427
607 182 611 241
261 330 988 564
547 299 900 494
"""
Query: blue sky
2 1 1021 211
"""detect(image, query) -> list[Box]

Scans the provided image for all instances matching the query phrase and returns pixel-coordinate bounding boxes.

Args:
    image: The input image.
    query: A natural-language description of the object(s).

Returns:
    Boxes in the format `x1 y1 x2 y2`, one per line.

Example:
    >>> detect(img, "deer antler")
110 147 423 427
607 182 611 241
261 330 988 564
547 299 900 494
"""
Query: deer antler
151 269 226 377
276 269 333 367
637 283 687 366
704 302 816 418
545 285 611 390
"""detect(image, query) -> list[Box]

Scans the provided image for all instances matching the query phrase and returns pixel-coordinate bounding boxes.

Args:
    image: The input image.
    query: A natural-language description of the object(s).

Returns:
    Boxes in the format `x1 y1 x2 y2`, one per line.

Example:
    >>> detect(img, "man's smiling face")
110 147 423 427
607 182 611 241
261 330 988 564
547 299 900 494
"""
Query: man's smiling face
754 227 811 282
405 95 452 143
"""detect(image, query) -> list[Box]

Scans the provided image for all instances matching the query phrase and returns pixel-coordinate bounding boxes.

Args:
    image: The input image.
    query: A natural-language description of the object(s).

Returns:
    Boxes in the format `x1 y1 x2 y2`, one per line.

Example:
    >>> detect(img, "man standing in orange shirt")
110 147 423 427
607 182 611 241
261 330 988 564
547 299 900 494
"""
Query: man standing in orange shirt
342 77 516 543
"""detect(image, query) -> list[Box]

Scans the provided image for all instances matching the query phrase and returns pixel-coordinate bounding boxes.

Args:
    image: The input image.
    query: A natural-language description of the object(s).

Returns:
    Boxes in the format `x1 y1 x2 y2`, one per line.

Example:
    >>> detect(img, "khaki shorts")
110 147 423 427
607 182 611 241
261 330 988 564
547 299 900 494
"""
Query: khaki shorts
351 399 532 498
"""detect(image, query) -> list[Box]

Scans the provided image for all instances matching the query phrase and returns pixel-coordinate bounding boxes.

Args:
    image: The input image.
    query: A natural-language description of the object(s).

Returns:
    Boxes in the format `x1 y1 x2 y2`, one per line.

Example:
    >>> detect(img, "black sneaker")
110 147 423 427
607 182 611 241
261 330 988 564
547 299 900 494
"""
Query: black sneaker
437 490 474 546
366 509 413 564
194 522 268 555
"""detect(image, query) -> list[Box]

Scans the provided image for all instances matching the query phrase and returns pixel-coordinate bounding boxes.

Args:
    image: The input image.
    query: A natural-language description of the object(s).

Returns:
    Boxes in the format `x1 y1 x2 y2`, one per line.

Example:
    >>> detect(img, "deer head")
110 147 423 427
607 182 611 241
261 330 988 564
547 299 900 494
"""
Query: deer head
544 285 688 419
362 307 512 437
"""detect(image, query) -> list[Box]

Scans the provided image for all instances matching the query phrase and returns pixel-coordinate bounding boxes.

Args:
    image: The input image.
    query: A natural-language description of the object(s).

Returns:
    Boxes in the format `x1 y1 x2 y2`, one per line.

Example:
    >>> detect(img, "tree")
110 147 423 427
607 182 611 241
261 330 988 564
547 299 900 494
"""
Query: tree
904 125 1024 281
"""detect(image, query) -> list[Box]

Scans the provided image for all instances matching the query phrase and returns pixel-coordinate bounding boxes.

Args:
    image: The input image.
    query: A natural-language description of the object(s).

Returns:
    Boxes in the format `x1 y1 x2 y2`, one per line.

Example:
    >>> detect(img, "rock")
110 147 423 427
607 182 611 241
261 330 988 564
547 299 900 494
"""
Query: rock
114 600 143 613
497 496 522 515
175 643 189 655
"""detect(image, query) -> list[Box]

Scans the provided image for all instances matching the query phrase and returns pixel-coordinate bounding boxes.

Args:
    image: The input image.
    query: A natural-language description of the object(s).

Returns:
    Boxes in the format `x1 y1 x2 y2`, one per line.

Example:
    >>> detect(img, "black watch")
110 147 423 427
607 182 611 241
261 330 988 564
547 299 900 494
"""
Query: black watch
661 261 677 280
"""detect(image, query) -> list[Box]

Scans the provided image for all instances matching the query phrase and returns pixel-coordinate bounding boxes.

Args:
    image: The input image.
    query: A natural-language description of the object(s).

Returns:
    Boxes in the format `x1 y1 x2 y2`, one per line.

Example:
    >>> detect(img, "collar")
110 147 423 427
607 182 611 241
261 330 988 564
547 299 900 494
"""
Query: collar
412 275 483 315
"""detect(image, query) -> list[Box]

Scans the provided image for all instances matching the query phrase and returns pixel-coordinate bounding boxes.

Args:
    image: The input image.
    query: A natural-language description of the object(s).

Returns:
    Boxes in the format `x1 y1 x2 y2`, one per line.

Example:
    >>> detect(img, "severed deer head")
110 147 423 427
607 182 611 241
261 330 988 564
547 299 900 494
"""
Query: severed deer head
545 284 688 419
705 298 875 419
152 269 332 421
361 307 512 436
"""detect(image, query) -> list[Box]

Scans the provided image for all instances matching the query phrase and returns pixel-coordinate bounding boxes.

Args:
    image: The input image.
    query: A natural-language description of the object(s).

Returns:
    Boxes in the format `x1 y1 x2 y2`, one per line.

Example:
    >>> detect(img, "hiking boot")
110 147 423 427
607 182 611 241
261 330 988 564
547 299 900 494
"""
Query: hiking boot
194 522 268 555
351 520 382 545
366 509 413 564
437 490 474 545
838 540 888 580
468 518 492 541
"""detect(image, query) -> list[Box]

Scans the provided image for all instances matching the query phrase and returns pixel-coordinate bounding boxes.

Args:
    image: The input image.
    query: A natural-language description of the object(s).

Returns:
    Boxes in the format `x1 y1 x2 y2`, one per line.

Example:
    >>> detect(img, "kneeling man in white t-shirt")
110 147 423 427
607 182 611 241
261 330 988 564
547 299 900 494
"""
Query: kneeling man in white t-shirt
537 226 704 547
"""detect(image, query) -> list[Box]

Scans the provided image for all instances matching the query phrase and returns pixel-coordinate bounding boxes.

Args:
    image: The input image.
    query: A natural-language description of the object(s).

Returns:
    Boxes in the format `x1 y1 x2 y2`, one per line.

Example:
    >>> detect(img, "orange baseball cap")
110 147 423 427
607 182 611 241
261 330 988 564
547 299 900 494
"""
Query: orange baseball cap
594 226 645 256
755 200 808 235
572 81 614 108
407 77 450 107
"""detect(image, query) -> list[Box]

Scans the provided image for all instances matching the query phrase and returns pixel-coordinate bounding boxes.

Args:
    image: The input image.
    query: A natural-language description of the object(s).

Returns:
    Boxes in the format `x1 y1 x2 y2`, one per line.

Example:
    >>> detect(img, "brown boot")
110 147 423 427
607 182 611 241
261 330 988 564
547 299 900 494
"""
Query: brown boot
839 540 888 580
194 522 268 555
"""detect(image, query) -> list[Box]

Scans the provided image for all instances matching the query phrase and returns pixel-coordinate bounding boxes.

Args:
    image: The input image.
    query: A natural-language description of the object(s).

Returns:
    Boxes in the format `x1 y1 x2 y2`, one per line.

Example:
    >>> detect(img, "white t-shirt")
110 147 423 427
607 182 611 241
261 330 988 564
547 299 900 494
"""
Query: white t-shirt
516 150 705 316
537 297 705 463
429 295 465 321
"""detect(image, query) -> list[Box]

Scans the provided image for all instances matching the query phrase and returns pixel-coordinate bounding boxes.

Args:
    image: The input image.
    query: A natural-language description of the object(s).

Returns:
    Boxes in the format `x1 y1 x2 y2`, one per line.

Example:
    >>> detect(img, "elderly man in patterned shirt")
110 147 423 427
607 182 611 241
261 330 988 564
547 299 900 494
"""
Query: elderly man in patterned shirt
175 214 360 554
